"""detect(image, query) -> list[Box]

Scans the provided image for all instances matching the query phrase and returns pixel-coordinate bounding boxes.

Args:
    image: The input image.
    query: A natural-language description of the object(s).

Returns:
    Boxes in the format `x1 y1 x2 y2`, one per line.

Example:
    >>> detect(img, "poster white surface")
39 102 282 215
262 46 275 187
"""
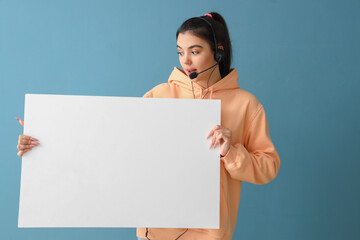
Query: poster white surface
18 94 221 228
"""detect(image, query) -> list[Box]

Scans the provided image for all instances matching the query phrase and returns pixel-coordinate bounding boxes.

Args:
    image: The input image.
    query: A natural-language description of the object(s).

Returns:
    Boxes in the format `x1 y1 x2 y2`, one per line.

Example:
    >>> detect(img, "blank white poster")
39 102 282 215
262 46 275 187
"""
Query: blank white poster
18 94 221 228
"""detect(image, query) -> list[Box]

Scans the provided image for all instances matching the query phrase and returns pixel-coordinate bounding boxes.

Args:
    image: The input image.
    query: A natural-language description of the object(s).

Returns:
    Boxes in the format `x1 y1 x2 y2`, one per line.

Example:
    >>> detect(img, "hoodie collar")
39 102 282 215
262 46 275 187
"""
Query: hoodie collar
168 67 240 97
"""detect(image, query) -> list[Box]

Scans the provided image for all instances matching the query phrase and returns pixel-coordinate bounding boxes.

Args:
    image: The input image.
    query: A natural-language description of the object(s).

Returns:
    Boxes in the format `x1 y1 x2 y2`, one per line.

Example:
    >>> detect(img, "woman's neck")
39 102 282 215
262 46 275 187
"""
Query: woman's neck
194 67 222 89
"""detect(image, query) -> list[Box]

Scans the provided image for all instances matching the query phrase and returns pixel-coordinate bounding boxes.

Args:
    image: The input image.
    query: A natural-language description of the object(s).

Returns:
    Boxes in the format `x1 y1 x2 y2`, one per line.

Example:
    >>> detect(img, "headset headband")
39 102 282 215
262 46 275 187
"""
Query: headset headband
197 14 224 62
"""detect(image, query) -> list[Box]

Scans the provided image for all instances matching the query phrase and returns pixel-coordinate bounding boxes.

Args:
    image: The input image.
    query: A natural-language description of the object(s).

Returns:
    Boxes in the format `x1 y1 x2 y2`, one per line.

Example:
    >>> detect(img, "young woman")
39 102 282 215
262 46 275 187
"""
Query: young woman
17 12 280 240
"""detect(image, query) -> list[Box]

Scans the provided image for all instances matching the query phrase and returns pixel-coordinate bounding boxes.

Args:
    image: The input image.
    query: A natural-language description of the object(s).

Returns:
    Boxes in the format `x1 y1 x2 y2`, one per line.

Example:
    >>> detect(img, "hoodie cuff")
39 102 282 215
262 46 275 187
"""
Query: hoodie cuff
221 144 246 166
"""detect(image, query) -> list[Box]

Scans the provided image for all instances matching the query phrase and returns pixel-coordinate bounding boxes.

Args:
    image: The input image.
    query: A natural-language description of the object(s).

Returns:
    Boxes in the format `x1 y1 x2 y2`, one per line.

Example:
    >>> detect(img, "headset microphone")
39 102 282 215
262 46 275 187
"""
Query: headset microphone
189 62 219 80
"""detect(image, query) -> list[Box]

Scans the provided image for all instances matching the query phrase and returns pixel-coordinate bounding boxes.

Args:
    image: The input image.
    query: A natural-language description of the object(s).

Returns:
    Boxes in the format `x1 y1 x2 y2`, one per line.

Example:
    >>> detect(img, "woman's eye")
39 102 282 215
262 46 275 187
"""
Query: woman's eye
192 51 199 55
177 51 184 56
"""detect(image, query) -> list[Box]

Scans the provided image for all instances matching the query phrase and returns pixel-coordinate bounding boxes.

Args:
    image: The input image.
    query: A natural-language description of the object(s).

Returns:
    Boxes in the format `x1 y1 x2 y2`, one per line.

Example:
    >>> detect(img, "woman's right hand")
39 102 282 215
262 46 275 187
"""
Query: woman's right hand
16 117 40 157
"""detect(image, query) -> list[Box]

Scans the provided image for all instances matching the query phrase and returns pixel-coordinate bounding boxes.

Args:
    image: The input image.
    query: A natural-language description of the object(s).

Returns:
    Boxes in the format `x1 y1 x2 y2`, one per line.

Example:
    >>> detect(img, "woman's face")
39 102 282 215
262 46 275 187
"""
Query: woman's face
177 32 221 87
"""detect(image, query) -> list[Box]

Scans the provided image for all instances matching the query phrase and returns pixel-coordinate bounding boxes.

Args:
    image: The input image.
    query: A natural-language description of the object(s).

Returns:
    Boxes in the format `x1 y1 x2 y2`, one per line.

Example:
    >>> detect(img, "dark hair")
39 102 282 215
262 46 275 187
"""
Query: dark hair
176 12 232 78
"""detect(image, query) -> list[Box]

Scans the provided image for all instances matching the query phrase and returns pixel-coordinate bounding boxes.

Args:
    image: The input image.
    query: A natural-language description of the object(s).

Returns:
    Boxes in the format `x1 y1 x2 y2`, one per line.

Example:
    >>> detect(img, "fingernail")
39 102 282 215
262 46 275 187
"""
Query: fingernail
30 137 38 141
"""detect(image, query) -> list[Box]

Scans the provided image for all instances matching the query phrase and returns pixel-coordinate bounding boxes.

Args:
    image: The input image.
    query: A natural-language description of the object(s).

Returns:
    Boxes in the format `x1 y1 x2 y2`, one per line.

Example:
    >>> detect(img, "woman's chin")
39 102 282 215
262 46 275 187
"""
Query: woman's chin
190 77 201 83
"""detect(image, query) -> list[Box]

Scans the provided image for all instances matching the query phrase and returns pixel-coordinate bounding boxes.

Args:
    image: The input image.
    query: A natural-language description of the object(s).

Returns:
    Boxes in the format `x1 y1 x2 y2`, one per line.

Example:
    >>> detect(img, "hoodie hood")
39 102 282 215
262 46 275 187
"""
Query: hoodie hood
168 67 240 99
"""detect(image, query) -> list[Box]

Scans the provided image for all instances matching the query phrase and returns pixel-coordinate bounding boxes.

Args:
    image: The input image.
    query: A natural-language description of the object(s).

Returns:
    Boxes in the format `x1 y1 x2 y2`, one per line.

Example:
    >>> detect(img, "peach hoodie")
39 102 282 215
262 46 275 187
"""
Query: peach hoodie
137 67 280 240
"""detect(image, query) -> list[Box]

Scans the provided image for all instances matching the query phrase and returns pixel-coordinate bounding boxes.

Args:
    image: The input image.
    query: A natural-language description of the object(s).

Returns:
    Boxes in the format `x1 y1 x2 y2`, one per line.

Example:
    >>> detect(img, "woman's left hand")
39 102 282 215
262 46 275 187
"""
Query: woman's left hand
207 125 232 157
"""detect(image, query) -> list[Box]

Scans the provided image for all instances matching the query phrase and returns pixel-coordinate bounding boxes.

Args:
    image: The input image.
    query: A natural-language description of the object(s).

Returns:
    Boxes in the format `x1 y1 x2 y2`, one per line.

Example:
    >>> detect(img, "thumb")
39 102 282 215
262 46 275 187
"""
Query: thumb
16 117 24 127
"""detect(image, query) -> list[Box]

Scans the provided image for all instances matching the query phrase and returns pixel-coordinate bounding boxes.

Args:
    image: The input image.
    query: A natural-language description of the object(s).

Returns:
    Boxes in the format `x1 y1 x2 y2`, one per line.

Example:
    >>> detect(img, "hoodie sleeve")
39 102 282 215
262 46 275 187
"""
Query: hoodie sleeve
143 90 153 98
221 105 280 185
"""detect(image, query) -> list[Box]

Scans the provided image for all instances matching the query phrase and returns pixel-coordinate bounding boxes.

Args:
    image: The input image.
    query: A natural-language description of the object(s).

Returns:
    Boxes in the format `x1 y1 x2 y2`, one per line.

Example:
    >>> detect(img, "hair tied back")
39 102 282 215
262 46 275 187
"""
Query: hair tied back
204 13 213 18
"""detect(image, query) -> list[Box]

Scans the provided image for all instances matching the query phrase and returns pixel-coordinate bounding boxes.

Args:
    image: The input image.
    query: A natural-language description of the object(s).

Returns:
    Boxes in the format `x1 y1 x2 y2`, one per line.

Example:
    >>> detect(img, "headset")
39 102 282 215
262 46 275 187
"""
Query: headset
188 16 225 80
197 16 225 63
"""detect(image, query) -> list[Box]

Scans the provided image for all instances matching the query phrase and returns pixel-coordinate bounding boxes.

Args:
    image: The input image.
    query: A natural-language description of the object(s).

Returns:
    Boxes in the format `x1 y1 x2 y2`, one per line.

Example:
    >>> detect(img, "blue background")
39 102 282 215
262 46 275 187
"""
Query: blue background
1 0 359 239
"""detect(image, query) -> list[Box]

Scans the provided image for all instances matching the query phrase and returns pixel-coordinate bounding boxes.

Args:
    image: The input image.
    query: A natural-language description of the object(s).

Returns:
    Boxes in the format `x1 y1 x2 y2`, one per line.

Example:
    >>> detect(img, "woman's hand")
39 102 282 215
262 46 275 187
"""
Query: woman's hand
16 117 40 157
207 125 232 157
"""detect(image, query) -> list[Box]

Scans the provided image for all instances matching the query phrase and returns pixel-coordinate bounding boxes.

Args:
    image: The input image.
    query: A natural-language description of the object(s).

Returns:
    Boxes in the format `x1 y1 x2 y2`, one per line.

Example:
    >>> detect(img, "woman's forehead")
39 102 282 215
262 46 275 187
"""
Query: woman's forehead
177 32 210 49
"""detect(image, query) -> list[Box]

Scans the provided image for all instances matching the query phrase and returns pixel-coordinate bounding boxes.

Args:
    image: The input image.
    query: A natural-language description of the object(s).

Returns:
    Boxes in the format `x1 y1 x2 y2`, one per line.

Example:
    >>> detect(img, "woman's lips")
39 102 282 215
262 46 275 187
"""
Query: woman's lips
186 69 197 75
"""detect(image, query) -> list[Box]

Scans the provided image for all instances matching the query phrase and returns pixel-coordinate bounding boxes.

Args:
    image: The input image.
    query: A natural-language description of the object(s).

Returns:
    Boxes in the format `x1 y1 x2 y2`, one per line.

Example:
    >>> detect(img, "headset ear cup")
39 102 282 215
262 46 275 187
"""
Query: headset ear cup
216 49 225 62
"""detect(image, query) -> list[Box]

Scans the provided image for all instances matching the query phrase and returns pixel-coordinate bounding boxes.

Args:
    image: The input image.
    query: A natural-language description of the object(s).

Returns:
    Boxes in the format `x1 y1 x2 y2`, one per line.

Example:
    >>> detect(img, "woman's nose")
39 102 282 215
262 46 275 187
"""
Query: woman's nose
182 53 191 65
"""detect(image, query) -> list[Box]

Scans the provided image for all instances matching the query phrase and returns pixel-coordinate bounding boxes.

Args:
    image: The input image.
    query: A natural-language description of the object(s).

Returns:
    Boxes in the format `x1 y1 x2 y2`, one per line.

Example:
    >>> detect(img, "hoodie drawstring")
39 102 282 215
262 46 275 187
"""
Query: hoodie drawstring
191 81 215 99
191 81 195 99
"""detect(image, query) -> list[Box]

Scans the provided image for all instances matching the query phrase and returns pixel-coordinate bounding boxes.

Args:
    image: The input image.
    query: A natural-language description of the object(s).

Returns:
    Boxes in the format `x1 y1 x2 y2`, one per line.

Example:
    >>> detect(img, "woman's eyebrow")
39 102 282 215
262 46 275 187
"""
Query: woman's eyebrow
189 45 203 49
177 45 203 49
